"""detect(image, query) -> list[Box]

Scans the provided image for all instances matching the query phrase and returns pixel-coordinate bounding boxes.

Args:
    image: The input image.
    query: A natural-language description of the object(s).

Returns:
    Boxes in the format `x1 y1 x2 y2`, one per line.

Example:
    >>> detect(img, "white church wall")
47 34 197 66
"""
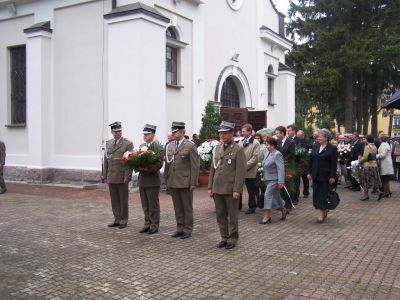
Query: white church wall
52 1 105 170
0 14 33 166
204 1 259 110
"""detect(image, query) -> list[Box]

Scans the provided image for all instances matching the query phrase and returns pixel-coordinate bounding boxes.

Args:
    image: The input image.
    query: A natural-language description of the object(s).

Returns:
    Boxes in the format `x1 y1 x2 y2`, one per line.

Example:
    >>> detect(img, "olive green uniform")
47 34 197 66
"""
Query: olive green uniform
103 138 133 225
208 140 246 244
165 139 200 233
137 142 163 230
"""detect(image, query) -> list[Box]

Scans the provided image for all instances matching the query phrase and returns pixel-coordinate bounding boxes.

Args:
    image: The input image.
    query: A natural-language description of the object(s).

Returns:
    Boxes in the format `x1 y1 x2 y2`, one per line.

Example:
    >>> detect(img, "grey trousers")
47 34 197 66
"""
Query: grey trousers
108 183 129 225
139 186 160 229
170 188 193 233
213 194 239 244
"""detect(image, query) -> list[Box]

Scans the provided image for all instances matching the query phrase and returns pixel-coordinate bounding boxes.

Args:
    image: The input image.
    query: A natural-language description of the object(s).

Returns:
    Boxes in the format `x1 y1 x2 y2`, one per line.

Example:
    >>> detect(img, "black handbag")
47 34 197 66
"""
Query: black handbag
326 188 340 210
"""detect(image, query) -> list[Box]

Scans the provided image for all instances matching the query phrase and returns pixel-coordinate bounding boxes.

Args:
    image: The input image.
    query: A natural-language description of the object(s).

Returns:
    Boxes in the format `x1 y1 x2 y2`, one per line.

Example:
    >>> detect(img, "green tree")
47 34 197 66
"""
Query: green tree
199 101 223 143
287 0 400 134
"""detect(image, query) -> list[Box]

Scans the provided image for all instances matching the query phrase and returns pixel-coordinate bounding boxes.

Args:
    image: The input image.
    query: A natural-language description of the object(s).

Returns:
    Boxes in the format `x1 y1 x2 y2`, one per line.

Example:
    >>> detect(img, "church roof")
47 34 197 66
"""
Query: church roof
104 2 169 23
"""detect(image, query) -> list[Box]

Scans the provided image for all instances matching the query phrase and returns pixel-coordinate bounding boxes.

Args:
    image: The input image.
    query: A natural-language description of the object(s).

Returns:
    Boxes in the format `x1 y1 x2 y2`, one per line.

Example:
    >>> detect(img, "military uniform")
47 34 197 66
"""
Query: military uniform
103 122 133 228
0 140 6 194
165 122 200 237
137 124 163 234
208 122 246 247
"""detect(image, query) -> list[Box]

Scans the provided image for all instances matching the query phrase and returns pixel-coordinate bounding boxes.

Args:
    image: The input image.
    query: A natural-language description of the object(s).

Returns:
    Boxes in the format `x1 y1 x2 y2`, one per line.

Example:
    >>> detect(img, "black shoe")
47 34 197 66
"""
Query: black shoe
119 224 127 229
280 210 289 221
108 223 120 227
238 202 242 211
377 192 384 201
292 201 299 205
0 188 7 194
245 209 255 215
147 227 158 235
171 231 184 238
303 194 309 198
352 187 361 192
360 197 369 201
180 232 192 239
217 241 227 248
139 227 150 233
225 242 236 249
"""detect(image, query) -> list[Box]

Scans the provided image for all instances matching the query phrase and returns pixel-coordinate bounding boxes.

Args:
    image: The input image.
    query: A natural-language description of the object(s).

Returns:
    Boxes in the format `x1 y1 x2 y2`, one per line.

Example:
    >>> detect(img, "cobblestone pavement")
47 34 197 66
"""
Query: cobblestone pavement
1 182 400 300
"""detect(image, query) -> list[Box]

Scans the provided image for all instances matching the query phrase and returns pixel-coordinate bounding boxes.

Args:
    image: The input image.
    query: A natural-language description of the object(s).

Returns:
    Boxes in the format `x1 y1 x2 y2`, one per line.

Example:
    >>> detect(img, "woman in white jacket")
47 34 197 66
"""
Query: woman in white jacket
378 135 394 198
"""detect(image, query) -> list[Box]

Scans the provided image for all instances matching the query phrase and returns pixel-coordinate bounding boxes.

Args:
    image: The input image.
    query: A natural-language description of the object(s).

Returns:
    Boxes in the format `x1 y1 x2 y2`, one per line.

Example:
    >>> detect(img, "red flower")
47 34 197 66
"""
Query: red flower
286 172 293 179
128 152 136 158
122 156 128 162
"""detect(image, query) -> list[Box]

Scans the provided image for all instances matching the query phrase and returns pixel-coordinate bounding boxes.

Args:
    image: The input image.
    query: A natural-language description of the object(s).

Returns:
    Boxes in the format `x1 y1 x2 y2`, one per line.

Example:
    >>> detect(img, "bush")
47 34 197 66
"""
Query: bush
199 101 223 143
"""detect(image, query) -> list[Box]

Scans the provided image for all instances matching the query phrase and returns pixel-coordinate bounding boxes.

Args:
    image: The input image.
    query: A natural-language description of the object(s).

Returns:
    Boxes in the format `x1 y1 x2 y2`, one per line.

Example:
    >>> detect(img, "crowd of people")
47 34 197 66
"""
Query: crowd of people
103 121 348 249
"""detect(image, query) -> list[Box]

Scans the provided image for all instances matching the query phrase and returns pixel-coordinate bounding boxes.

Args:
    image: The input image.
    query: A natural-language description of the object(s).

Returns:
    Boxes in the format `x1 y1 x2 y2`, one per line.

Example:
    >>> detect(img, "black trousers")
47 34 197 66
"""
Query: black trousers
301 172 310 195
245 178 257 210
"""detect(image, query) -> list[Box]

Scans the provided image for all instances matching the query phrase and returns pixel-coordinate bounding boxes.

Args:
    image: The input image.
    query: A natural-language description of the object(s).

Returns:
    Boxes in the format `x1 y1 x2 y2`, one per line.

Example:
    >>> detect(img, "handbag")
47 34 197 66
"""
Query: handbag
326 188 340 210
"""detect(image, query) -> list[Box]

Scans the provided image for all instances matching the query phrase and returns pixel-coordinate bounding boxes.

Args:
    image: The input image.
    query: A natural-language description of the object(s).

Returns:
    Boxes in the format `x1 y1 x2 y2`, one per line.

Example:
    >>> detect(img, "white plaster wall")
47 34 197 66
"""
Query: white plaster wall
107 15 167 148
53 1 105 169
268 71 295 128
262 0 280 33
204 1 259 110
0 14 33 166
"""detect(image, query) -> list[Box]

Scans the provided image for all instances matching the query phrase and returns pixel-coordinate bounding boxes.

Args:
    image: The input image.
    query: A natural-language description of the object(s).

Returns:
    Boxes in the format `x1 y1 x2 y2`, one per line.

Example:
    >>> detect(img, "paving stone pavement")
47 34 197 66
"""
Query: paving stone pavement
1 182 400 299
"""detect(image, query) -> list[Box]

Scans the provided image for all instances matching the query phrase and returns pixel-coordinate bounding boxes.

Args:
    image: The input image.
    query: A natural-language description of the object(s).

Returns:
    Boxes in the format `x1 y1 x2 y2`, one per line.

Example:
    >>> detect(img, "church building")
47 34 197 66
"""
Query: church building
0 0 295 184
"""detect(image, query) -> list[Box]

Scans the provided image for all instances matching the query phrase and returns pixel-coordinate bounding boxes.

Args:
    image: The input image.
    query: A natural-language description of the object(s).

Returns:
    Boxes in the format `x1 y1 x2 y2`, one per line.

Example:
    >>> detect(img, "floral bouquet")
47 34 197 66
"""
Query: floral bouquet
295 145 308 173
197 139 220 171
280 160 297 200
116 142 163 170
256 162 265 187
337 143 352 164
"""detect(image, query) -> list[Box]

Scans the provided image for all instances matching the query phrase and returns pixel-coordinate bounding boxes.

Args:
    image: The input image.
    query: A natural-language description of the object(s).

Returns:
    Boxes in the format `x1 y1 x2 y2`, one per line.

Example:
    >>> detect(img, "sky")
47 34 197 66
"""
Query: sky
274 0 290 16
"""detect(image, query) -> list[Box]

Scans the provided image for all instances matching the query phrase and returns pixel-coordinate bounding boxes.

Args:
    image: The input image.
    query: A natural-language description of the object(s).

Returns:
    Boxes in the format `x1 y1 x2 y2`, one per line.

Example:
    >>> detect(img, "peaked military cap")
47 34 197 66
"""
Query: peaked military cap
171 121 185 133
218 121 235 132
109 121 122 131
143 124 157 134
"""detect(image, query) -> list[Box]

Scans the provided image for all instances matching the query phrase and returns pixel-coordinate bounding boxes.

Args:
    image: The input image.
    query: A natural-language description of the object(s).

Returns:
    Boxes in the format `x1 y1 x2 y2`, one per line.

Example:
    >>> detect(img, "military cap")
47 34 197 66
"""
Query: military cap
109 121 122 131
171 121 185 133
218 121 235 132
143 124 157 134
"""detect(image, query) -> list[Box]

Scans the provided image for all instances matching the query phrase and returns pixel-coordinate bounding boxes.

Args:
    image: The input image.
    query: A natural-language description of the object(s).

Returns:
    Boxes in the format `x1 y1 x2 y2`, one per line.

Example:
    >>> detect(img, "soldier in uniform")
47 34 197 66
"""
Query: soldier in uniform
137 124 163 234
165 122 200 239
208 121 246 250
0 140 6 194
103 122 133 229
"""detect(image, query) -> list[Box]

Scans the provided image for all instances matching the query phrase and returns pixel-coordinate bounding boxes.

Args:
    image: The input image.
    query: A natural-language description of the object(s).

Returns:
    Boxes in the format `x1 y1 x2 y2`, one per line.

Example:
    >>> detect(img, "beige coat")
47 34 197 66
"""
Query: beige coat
208 141 246 194
378 142 394 175
165 139 200 188
103 138 133 184
238 138 260 178
361 143 378 168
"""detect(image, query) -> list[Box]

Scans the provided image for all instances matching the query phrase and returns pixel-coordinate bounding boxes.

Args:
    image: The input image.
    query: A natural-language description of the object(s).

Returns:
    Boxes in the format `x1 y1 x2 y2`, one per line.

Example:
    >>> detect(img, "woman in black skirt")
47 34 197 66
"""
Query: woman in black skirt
307 129 337 223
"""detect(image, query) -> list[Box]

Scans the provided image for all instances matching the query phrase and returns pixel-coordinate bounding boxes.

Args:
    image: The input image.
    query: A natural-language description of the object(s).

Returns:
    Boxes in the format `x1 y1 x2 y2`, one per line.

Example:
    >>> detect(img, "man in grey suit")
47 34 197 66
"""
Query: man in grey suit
103 122 133 229
0 140 6 194
165 122 200 239
238 124 260 214
137 124 163 234
208 121 246 250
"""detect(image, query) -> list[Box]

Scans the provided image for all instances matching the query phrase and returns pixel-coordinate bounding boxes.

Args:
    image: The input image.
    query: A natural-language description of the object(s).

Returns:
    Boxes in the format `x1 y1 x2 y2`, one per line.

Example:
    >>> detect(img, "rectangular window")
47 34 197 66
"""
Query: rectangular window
394 118 400 128
166 46 177 86
267 77 274 105
9 45 26 124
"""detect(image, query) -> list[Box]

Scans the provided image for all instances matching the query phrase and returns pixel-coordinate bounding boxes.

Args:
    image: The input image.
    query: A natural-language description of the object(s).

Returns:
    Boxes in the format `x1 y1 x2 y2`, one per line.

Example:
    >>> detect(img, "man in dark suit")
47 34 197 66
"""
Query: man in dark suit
137 124 163 235
349 132 364 191
275 126 295 209
287 124 301 204
295 129 311 199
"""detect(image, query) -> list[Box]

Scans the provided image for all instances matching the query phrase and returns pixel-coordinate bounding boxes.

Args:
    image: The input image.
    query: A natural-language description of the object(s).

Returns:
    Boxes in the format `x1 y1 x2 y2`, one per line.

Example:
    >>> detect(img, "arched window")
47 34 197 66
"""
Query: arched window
166 27 178 86
221 76 240 107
